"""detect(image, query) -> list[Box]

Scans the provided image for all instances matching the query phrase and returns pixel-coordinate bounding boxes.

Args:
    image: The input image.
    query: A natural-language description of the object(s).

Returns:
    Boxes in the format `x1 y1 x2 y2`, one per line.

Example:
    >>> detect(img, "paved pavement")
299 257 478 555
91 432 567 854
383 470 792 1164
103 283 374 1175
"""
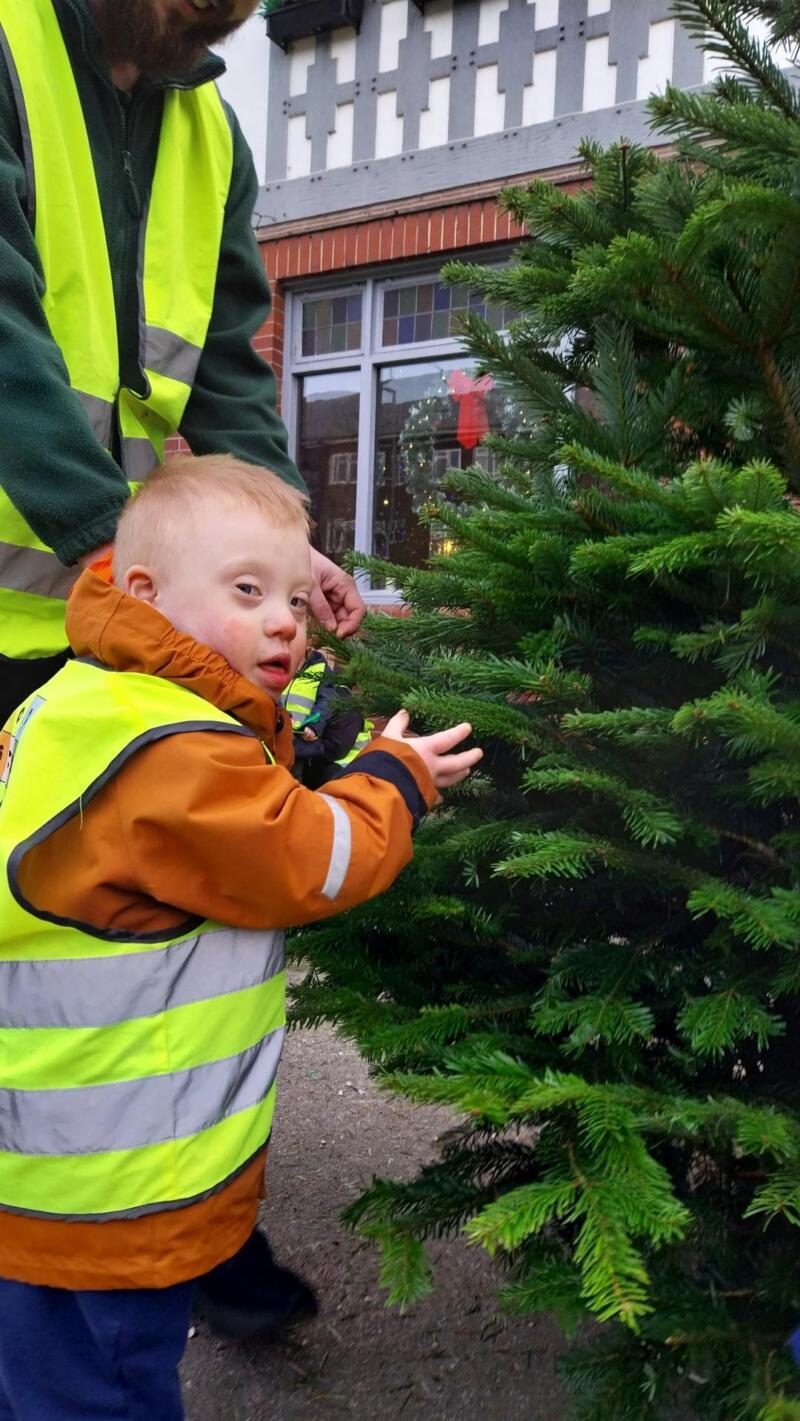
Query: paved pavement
181 1013 568 1420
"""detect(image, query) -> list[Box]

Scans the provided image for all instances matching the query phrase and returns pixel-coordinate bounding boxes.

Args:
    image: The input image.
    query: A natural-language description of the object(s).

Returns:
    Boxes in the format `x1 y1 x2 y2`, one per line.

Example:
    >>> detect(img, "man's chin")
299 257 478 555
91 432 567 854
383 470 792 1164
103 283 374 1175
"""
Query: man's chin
93 0 237 77
156 16 241 73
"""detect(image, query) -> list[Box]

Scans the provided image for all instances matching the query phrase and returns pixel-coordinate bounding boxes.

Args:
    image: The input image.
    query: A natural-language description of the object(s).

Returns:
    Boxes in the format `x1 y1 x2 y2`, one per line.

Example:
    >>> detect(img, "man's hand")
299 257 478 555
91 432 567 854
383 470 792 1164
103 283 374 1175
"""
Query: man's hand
383 710 483 790
309 548 366 638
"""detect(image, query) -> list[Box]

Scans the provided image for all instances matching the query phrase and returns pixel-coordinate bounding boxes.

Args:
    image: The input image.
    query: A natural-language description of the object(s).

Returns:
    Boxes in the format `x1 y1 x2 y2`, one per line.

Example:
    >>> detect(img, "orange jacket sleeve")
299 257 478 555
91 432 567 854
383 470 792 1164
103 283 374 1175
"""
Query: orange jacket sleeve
112 731 437 931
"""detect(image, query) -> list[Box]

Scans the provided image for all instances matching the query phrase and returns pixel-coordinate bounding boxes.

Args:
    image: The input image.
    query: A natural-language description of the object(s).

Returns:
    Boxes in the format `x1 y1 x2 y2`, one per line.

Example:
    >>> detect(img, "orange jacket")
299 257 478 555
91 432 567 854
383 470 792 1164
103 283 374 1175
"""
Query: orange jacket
0 572 436 1290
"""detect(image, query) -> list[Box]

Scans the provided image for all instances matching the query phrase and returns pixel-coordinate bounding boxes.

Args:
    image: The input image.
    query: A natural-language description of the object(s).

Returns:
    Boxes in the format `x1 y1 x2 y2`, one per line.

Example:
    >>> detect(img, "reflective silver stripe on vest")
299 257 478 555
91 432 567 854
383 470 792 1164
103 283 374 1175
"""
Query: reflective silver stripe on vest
0 23 35 230
144 325 204 388
0 542 77 600
0 928 284 1031
75 390 114 448
336 732 371 766
121 437 160 480
0 1027 285 1158
285 694 316 712
318 794 352 901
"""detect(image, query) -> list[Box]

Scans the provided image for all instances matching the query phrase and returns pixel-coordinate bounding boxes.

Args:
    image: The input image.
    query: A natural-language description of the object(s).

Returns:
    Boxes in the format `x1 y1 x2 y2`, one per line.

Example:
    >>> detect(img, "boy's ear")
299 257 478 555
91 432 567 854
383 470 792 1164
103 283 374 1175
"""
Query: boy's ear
123 566 159 605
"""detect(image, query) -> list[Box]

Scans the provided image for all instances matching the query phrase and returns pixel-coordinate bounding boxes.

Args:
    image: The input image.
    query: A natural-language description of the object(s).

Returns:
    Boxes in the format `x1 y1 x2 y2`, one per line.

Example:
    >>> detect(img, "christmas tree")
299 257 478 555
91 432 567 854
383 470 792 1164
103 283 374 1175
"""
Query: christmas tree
291 4 800 1415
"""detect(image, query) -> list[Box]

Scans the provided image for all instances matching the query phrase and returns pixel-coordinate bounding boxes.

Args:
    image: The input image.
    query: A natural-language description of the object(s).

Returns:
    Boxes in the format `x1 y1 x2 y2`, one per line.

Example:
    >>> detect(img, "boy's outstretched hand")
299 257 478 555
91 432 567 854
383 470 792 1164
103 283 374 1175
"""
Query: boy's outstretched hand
382 710 483 790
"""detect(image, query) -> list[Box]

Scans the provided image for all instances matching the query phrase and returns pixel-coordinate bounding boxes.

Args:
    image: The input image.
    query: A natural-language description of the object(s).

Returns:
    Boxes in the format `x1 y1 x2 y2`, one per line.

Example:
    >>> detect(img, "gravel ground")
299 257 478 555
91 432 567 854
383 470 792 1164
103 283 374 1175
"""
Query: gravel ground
181 1013 568 1420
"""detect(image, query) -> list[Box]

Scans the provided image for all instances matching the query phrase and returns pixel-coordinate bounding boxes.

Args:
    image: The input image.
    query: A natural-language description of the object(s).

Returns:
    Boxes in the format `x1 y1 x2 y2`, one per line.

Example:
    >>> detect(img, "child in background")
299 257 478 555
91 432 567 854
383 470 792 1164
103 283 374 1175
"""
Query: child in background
284 647 372 789
0 454 481 1421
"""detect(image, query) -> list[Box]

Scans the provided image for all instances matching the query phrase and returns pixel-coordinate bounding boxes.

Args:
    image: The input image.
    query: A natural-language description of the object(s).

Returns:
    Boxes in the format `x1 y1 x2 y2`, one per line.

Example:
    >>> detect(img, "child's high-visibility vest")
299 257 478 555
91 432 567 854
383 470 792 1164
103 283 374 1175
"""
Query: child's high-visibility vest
284 652 373 766
0 659 284 1220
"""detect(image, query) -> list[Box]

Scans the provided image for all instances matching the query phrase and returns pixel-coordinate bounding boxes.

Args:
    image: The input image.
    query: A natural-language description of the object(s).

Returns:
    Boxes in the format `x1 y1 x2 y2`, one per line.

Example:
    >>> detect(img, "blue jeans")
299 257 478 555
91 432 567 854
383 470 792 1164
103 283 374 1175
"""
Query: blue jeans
0 1276 195 1420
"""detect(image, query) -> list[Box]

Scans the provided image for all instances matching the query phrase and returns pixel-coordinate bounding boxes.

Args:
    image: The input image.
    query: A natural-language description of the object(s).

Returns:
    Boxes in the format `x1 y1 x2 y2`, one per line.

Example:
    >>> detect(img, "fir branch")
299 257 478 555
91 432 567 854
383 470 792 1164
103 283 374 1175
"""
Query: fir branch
667 2 800 121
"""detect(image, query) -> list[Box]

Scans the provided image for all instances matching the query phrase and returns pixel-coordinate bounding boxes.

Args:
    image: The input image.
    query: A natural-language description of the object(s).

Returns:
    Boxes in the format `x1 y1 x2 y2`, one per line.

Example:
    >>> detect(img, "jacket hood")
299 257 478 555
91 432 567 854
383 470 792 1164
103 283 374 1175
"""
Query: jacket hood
66 571 294 763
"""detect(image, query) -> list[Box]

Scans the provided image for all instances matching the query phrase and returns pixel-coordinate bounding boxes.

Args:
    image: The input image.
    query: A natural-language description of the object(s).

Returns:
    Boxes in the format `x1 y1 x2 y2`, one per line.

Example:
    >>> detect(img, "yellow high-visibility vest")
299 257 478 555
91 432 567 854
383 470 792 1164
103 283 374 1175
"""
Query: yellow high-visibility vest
0 659 284 1220
0 0 233 658
284 653 373 767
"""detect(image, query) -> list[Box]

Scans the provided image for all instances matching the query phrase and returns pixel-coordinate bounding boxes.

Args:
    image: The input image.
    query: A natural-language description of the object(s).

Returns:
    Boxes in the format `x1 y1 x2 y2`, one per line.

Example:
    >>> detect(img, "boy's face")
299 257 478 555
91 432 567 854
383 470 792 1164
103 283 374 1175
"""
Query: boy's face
124 504 313 701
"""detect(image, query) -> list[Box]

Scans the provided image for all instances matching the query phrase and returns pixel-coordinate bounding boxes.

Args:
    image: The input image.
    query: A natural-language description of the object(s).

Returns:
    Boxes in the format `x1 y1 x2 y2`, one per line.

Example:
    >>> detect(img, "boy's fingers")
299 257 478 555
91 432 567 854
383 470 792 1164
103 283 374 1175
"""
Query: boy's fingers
425 722 473 754
432 749 483 787
454 747 483 768
437 764 475 787
438 747 483 776
384 709 410 738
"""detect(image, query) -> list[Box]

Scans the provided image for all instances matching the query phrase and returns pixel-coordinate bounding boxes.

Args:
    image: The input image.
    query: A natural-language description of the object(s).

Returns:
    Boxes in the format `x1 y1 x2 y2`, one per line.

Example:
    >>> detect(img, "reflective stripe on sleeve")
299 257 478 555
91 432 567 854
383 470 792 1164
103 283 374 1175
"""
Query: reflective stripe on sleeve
144 325 204 387
318 793 352 901
0 542 77 600
0 1027 285 1158
75 390 114 448
0 928 285 1031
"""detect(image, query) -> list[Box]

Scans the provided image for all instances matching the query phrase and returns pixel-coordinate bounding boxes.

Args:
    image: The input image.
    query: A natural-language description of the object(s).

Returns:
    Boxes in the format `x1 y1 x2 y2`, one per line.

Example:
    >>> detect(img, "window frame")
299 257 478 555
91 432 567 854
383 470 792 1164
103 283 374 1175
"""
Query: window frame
282 253 514 603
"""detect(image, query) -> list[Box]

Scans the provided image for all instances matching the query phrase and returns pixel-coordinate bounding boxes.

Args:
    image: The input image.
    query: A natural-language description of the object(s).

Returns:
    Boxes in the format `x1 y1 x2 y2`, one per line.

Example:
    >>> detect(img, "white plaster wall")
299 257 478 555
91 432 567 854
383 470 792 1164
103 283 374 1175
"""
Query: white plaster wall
244 0 800 190
423 0 453 60
286 112 312 178
288 36 316 95
534 0 558 28
583 33 618 112
330 28 357 84
637 18 675 100
374 90 405 157
327 101 355 168
522 44 557 126
213 14 269 183
478 0 510 48
378 0 408 73
419 75 451 148
474 63 506 137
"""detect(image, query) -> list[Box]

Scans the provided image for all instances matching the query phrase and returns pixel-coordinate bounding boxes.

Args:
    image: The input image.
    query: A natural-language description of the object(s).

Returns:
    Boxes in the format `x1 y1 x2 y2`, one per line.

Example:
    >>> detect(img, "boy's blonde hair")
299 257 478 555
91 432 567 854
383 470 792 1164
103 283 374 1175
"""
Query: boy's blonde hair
113 454 311 583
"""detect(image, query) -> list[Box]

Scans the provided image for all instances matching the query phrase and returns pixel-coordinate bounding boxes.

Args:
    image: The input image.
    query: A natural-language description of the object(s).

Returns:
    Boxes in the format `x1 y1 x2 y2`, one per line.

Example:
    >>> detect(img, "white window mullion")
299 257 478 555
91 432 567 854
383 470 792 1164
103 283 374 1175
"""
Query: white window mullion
354 279 377 594
281 288 298 454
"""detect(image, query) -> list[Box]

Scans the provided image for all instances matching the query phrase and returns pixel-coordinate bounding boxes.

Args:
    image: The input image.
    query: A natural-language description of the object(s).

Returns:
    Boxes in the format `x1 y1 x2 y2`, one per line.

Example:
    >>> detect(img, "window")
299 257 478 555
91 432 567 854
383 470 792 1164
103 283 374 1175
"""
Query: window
382 278 513 348
300 292 363 357
285 268 523 599
328 451 358 485
296 370 360 563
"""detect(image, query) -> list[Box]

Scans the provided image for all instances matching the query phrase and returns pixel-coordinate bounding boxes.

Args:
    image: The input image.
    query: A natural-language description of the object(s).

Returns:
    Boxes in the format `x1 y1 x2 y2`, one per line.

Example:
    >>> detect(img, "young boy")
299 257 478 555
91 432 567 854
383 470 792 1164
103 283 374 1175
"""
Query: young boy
0 454 480 1421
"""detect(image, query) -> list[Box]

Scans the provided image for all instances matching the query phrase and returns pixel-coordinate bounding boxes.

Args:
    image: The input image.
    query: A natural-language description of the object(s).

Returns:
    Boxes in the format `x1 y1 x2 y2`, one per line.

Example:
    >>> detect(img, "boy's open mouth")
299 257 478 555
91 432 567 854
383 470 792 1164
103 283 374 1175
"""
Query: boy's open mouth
259 653 290 673
257 653 292 690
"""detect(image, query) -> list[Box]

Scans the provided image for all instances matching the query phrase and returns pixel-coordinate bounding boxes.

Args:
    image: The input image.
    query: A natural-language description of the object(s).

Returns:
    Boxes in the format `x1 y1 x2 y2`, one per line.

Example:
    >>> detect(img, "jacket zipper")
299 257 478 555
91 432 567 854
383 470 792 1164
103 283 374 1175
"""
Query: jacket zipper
114 95 143 428
121 102 141 219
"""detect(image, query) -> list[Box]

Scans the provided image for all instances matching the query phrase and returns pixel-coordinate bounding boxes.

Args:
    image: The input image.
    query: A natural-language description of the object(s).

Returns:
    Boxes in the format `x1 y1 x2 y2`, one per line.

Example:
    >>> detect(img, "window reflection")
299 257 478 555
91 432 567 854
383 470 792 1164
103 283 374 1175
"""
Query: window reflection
374 359 519 566
297 371 360 565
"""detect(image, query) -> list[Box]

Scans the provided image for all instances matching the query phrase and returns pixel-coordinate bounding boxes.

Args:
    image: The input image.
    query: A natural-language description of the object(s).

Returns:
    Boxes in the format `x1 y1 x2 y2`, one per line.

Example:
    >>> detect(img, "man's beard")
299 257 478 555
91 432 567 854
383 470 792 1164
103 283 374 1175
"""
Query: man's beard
93 0 240 76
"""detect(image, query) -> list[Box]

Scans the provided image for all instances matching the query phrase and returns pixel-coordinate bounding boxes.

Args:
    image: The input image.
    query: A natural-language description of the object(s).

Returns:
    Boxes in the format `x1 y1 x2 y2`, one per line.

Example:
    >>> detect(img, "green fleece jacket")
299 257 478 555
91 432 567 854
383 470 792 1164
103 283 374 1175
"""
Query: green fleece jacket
0 0 302 568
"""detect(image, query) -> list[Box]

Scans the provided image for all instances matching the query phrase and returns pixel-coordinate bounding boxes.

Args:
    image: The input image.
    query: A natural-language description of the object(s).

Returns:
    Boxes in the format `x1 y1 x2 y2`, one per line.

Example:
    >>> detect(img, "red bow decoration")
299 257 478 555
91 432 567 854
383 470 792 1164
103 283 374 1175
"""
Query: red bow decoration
447 371 494 450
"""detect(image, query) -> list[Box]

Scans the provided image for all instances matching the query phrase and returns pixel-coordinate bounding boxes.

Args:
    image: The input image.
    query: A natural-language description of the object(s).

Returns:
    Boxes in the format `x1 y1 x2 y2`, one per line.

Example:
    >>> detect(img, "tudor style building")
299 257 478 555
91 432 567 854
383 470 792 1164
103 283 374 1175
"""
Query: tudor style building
212 0 759 596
